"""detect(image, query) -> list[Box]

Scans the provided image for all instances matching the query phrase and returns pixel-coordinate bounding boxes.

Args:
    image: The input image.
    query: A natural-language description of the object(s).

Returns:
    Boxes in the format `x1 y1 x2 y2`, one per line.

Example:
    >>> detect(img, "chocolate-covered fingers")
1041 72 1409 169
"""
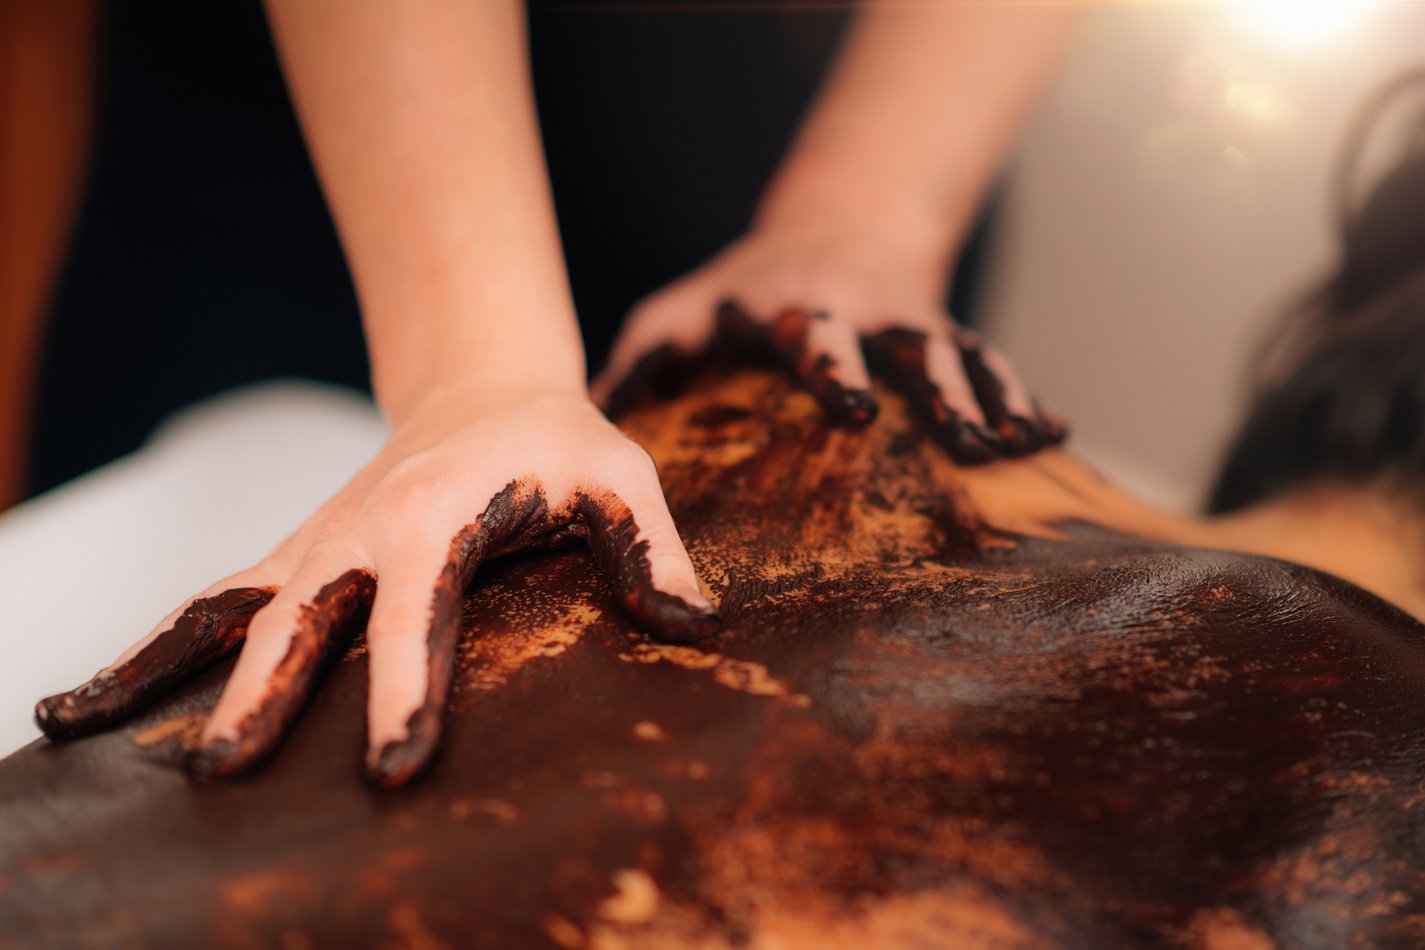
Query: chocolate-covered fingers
955 330 1067 455
361 557 465 787
363 478 569 788
595 343 703 422
187 552 375 778
863 327 1000 464
360 515 493 788
360 467 716 788
580 456 719 645
716 300 879 426
591 289 715 417
34 578 277 741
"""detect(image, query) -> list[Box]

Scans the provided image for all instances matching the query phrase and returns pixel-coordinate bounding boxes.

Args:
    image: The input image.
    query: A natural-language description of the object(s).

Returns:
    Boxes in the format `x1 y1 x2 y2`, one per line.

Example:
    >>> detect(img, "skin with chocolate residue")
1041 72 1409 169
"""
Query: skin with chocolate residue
6 370 1425 947
35 414 721 790
603 342 698 422
863 326 1063 464
187 570 375 778
368 481 719 788
578 494 720 645
713 300 880 427
602 299 1061 467
368 482 549 788
958 333 1047 454
34 587 273 740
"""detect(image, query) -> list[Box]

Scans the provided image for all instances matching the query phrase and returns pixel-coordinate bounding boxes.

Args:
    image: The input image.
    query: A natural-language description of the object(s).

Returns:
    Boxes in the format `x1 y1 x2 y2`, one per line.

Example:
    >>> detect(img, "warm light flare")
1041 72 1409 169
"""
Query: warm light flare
1232 0 1372 46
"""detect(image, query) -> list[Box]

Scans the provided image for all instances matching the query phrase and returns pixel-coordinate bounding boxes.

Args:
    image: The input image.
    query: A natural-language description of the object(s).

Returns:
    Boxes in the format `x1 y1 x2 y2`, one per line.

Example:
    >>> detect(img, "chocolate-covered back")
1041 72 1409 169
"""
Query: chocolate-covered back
4 371 1425 948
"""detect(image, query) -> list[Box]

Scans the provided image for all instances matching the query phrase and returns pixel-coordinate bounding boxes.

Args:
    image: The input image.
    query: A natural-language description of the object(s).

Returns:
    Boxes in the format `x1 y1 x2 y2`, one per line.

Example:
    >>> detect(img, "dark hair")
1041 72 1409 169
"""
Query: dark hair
1208 71 1425 514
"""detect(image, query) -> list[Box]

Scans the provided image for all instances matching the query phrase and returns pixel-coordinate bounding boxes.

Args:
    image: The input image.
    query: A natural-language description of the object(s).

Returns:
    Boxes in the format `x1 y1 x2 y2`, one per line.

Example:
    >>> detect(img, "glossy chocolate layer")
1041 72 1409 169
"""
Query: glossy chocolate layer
33 587 274 740
187 570 377 779
4 371 1424 948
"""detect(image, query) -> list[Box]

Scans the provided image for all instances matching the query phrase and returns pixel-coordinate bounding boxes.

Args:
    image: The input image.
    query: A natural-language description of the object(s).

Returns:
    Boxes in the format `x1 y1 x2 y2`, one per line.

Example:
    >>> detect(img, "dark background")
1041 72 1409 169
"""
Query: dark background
29 0 997 497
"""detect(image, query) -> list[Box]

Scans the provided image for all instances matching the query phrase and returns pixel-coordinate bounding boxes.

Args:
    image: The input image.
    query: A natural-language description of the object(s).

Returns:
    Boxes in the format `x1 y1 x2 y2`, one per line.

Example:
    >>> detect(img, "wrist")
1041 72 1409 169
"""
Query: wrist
383 370 590 432
364 283 588 425
755 148 972 295
375 345 586 427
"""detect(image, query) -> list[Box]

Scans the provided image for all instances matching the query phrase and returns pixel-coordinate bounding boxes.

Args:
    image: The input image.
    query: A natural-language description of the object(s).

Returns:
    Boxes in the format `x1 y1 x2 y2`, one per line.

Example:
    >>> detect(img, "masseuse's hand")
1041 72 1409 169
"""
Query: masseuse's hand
34 385 716 787
592 0 1077 464
592 220 1065 464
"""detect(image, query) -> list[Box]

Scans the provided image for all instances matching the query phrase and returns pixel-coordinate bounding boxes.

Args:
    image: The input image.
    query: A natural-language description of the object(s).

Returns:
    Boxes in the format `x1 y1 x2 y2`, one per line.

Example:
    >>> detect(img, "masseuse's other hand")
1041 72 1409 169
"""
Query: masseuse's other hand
34 386 716 787
592 222 1065 465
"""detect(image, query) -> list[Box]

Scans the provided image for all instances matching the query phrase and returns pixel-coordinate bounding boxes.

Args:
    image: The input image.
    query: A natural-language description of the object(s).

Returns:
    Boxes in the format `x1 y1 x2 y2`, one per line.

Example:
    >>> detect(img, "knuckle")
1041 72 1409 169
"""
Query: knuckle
802 267 862 309
209 564 275 597
636 519 684 552
631 279 700 326
308 531 367 569
377 451 435 492
252 545 299 579
245 599 302 640
883 312 943 337
807 312 859 350
604 439 659 479
364 615 421 648
369 452 451 516
951 324 982 349
627 292 668 325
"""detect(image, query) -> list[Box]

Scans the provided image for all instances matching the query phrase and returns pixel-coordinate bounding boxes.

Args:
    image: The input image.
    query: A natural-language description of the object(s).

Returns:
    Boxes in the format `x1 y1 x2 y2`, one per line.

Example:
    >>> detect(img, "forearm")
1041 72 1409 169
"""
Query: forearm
264 0 584 422
760 1 1080 291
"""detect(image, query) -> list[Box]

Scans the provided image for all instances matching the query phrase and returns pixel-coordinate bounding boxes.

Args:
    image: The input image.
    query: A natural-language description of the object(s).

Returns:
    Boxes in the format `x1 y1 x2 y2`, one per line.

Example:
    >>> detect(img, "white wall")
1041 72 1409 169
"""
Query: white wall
986 3 1425 512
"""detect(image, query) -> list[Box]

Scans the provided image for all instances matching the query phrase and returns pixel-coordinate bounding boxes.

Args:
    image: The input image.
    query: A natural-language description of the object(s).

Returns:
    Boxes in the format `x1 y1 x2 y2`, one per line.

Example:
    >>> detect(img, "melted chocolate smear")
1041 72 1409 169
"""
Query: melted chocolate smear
957 337 1067 456
606 301 1062 467
34 587 274 740
605 342 701 422
366 482 565 788
862 327 1000 464
714 300 879 427
7 371 1425 948
579 494 720 645
688 404 755 429
603 301 882 428
369 481 719 789
959 341 1044 455
186 570 375 779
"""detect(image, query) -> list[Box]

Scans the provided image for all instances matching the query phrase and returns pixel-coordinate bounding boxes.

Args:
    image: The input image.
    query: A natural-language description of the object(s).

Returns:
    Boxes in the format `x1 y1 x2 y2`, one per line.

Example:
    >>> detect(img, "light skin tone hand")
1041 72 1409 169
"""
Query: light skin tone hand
594 1 1078 461
34 0 714 788
35 0 1075 786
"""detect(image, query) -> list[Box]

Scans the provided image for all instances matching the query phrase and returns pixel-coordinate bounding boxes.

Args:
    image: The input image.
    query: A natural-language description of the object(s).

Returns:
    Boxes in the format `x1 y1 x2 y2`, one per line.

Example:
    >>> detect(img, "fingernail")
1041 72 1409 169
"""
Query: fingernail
686 601 721 625
366 737 434 789
669 598 722 642
34 694 67 731
679 588 716 613
944 422 999 466
34 682 113 739
1000 416 1044 456
835 388 879 427
184 738 242 779
660 577 715 613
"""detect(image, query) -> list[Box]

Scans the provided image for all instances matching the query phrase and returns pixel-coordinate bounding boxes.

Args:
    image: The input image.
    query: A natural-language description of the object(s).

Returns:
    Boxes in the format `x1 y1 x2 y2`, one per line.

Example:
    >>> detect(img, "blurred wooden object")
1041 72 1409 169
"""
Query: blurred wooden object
0 0 97 509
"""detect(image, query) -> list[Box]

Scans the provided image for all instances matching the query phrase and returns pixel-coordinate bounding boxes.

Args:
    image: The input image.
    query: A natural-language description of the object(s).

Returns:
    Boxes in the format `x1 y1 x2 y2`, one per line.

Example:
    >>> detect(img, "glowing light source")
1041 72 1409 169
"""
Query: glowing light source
1232 0 1371 46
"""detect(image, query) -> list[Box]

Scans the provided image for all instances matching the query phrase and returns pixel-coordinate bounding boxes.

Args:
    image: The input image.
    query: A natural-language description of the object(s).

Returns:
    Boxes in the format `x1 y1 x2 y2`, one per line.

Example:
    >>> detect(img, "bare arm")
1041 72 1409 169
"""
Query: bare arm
35 0 717 788
264 0 582 421
764 1 1079 292
597 2 1079 461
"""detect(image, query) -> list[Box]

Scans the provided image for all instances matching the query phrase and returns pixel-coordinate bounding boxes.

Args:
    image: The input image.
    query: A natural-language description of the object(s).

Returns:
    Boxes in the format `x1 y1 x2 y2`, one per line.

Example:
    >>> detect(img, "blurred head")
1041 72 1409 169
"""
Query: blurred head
1209 70 1425 515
